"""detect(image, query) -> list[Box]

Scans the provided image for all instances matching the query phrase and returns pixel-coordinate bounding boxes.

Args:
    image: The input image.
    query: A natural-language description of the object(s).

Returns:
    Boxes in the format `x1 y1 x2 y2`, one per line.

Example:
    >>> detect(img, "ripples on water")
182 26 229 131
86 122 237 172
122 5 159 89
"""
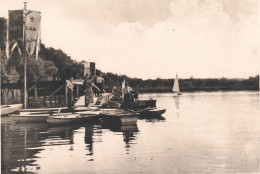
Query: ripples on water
1 92 260 174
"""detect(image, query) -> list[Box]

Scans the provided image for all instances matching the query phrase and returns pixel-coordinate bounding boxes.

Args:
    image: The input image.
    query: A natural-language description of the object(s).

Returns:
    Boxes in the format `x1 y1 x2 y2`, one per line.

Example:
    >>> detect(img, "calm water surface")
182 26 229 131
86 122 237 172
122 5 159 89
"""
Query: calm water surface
1 91 260 173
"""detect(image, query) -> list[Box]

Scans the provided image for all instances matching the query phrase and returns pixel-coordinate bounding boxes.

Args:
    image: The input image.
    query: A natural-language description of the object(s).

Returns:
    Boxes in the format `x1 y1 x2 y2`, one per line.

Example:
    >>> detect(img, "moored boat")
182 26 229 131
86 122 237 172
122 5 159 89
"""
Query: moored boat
47 113 83 125
140 108 166 116
9 114 50 123
1 104 23 116
19 107 66 112
73 106 100 112
101 109 139 125
75 110 101 116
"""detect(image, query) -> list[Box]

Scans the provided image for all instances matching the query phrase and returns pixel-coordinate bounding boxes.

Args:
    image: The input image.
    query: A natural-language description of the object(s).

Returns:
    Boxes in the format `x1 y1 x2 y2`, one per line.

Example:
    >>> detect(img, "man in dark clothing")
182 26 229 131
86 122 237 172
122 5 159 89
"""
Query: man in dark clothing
123 82 133 111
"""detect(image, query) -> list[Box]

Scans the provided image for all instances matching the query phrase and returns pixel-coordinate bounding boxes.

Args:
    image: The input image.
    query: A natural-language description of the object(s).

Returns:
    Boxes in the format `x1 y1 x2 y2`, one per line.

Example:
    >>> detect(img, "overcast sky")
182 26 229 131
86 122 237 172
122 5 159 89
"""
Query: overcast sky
1 0 259 79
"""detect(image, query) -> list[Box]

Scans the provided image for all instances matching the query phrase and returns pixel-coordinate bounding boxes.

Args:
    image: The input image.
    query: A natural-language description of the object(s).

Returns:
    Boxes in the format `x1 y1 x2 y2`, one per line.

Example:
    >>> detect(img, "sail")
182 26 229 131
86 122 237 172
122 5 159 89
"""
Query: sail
172 74 180 92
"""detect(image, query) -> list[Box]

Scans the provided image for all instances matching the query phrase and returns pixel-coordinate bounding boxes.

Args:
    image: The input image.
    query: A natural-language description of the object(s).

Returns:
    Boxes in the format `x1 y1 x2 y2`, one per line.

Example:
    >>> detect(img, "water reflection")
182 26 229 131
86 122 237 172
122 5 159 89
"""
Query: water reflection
173 95 180 110
101 118 138 148
138 114 165 122
2 92 259 173
1 121 48 173
46 124 81 146
85 124 94 156
1 119 97 173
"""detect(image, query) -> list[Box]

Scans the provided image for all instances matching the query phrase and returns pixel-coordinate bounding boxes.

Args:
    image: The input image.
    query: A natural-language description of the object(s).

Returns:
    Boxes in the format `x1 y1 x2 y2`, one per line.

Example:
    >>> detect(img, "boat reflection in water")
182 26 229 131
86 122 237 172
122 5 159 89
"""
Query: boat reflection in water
46 124 82 146
1 115 140 173
138 113 166 123
1 116 96 174
1 120 48 173
101 118 139 149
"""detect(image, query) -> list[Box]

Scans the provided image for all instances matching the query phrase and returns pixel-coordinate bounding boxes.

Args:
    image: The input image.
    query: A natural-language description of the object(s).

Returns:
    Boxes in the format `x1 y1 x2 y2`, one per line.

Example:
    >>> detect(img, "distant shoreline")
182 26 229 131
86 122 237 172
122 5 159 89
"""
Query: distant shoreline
137 87 258 93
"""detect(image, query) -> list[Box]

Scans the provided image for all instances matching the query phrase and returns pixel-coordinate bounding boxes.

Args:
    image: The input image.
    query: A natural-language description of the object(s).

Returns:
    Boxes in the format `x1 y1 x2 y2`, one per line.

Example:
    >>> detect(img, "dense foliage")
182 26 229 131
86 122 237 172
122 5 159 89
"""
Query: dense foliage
1 51 20 83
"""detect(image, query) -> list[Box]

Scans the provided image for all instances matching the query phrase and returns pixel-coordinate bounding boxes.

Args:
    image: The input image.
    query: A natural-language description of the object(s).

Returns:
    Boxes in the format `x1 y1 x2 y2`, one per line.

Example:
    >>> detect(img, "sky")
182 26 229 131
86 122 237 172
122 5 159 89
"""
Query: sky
0 0 259 79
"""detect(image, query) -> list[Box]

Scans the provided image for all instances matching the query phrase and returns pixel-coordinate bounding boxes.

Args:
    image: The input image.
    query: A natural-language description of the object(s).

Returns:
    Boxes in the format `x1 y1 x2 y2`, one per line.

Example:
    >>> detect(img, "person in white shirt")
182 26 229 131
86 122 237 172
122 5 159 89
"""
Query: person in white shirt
122 82 133 111
96 75 105 97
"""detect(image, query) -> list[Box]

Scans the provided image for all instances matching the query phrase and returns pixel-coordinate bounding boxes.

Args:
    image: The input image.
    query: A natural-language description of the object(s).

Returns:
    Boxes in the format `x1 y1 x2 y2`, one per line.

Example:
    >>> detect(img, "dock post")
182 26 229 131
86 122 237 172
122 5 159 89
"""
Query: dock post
55 94 57 107
44 94 46 107
59 94 61 104
34 86 38 107
77 84 79 98
50 96 52 107
65 86 68 106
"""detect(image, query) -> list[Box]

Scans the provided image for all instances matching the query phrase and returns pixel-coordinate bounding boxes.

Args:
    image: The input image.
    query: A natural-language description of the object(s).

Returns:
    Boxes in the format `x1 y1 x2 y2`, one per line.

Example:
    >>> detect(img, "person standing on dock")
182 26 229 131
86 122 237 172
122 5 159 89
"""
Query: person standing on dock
93 76 98 97
66 77 74 111
83 74 100 109
96 74 105 98
123 82 133 111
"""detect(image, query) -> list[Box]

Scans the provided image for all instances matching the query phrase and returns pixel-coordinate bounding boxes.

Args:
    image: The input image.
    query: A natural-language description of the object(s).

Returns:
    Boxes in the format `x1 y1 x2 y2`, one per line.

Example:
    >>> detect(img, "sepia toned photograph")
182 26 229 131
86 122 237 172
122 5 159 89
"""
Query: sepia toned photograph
0 0 259 173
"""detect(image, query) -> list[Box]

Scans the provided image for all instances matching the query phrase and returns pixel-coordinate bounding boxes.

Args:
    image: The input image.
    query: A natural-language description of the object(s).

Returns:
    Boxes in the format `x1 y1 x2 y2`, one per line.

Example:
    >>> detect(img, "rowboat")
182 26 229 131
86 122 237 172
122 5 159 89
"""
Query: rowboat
101 109 139 125
140 108 166 116
47 113 84 125
1 104 23 116
9 114 50 123
75 110 101 116
19 111 52 115
19 107 66 112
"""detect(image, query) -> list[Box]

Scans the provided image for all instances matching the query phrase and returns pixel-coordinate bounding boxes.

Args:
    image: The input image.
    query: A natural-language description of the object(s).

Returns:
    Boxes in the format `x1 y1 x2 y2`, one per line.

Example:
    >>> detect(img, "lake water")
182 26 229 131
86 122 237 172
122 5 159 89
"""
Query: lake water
1 91 260 174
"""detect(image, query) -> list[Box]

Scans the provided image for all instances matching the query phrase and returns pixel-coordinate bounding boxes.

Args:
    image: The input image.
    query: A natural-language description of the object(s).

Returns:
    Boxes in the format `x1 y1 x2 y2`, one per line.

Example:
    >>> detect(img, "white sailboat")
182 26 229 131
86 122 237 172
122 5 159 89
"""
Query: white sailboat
172 73 182 95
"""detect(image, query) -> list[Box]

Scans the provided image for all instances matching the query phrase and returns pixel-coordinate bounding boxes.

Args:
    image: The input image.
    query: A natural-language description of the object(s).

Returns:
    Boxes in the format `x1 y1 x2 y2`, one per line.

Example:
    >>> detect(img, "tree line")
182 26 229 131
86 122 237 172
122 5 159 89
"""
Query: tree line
1 17 259 92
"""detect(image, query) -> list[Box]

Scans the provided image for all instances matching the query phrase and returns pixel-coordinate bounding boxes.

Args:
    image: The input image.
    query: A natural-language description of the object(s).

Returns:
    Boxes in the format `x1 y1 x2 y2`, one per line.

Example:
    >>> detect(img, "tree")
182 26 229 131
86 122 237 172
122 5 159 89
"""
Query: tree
0 17 7 51
39 45 74 80
1 50 20 83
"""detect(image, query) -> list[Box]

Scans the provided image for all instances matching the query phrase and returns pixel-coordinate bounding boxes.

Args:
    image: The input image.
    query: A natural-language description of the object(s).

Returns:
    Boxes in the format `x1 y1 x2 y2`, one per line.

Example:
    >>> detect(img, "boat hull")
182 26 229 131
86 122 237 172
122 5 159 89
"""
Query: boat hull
1 104 23 116
47 114 85 125
75 110 101 116
101 109 139 125
140 108 166 116
10 114 49 123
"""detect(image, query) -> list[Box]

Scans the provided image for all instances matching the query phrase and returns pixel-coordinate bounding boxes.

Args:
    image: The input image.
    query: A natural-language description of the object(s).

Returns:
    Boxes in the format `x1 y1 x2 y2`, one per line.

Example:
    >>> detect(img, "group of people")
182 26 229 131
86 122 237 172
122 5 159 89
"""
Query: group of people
66 74 138 111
